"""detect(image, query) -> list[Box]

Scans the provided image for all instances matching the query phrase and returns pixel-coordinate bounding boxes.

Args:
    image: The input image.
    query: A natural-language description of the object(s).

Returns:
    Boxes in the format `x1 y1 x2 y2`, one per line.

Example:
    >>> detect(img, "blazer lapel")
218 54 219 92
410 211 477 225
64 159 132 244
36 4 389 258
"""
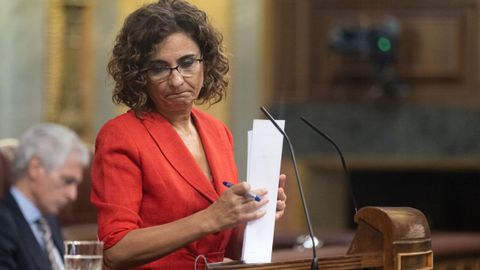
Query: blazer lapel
192 110 234 195
141 112 219 203
5 192 52 270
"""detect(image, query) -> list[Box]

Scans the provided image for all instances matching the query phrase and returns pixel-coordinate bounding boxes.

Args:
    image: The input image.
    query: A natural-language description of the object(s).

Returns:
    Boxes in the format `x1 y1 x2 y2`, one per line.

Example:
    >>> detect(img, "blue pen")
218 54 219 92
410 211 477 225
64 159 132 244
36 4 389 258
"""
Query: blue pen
223 181 262 202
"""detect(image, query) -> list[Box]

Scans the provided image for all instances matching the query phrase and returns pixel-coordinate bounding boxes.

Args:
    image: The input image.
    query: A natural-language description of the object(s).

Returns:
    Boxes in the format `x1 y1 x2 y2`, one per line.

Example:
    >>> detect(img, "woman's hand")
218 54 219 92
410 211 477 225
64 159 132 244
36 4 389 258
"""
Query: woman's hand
205 182 268 232
276 174 287 220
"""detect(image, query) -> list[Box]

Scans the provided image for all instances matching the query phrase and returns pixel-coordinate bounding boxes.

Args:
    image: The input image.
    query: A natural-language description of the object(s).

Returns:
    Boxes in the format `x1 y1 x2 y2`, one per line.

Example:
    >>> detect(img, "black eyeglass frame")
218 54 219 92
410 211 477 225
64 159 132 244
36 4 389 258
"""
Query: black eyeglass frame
146 58 204 82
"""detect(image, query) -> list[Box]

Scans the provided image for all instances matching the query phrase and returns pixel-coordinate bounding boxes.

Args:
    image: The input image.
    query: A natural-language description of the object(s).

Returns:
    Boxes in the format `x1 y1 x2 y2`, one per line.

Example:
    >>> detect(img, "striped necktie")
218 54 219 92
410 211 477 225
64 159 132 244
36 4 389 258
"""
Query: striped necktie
37 217 61 270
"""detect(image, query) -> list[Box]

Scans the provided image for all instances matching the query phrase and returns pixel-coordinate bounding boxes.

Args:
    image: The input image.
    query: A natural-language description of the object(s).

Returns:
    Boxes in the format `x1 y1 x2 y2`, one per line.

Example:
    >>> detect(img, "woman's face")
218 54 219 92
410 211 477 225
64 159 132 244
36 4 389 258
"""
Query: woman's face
146 32 204 115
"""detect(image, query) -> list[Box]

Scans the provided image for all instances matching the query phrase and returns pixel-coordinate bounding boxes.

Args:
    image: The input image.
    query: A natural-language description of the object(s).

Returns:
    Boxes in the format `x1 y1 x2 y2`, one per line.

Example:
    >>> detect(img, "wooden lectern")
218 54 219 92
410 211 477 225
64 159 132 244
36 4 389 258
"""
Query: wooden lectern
207 207 433 270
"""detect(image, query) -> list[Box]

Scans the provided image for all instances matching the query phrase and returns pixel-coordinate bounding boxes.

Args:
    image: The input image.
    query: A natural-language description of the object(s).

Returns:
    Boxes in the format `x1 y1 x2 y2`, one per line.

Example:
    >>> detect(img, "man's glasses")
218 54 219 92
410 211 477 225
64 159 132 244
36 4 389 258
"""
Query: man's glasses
147 57 203 82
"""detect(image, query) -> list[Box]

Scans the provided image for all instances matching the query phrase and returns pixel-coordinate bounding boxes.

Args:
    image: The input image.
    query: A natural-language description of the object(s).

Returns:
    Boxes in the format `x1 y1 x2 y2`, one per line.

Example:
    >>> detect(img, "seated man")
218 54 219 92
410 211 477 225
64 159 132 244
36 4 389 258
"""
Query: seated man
0 123 90 270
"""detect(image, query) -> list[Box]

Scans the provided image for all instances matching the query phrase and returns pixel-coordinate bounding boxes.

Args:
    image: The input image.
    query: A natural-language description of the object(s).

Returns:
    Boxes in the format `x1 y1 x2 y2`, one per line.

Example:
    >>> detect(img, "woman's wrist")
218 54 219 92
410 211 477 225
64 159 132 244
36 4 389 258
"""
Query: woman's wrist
195 208 221 235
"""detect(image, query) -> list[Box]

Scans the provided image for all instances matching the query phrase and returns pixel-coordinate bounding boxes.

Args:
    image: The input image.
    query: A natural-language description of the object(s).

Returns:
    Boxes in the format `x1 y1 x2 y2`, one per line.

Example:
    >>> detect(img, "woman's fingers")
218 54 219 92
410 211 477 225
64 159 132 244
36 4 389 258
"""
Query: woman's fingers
275 199 286 219
209 182 270 230
279 174 286 189
232 182 267 197
230 182 268 204
276 174 287 220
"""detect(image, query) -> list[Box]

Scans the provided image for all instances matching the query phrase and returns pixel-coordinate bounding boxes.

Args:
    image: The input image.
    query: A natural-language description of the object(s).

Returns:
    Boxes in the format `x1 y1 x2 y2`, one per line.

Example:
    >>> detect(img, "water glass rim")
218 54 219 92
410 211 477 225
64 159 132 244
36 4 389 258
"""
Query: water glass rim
64 240 103 245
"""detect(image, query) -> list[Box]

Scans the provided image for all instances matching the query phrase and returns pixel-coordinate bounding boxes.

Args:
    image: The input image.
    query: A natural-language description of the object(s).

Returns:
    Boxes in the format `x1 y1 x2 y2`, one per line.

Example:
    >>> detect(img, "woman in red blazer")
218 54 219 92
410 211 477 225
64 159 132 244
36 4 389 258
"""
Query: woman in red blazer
91 1 286 269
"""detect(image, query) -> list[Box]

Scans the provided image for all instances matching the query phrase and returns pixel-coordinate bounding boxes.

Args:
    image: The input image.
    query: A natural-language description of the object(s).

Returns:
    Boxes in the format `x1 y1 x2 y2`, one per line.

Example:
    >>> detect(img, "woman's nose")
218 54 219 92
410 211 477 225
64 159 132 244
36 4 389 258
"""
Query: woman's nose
168 69 185 87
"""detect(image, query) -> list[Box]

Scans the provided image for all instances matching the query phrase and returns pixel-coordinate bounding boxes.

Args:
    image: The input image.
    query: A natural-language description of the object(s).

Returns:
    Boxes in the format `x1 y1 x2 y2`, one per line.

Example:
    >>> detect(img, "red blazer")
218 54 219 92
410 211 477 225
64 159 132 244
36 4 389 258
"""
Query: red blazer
91 109 239 269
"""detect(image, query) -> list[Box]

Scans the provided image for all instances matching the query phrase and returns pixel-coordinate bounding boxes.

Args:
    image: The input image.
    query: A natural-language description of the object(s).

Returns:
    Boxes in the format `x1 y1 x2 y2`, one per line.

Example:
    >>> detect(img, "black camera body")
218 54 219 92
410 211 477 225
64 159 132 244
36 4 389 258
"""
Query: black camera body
329 17 409 98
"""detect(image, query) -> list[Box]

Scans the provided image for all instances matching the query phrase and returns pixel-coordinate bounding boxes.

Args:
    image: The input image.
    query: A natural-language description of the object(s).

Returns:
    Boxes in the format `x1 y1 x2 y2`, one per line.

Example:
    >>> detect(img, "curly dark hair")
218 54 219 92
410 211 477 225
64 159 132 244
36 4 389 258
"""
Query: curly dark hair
108 0 229 114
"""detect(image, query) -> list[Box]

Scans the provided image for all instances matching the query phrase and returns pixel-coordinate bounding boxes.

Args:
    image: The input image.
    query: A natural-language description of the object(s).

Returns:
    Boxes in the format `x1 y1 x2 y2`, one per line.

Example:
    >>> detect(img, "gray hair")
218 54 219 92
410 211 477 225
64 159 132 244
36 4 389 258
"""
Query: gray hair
12 123 90 181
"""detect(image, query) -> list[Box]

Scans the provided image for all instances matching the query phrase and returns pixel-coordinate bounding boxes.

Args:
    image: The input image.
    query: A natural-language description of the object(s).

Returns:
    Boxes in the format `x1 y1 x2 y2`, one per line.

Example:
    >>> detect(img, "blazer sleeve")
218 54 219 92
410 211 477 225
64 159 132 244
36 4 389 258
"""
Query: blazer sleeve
90 120 143 249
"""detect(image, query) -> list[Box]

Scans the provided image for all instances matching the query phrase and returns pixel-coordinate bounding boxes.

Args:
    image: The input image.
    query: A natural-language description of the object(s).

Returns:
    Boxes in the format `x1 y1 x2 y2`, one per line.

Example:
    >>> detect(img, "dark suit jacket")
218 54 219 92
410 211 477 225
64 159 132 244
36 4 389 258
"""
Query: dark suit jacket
0 191 64 270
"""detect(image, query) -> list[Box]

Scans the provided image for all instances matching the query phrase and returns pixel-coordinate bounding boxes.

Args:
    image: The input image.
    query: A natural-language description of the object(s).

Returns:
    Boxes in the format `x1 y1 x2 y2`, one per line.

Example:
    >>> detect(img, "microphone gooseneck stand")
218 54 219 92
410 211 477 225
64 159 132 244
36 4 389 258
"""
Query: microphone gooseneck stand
260 107 319 270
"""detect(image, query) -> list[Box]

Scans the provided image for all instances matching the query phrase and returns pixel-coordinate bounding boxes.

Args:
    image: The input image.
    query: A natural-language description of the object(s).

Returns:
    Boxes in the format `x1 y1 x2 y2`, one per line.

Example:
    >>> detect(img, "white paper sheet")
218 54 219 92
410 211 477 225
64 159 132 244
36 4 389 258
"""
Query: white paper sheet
241 119 285 263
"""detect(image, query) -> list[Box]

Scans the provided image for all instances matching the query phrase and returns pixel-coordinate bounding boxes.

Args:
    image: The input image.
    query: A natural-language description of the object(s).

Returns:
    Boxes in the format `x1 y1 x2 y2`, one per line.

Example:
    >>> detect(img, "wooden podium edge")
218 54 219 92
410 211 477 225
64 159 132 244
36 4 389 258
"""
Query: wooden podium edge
207 252 383 269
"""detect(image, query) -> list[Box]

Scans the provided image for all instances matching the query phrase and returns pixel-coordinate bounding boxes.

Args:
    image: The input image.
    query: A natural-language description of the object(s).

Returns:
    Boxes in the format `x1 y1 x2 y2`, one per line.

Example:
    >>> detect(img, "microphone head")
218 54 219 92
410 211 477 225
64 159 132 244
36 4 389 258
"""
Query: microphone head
260 106 289 138
260 106 273 119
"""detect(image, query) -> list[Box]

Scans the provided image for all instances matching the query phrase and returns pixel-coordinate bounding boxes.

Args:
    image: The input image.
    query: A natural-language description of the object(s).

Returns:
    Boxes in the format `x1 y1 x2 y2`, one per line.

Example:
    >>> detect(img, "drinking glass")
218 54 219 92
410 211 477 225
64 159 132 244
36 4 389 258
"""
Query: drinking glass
64 240 103 270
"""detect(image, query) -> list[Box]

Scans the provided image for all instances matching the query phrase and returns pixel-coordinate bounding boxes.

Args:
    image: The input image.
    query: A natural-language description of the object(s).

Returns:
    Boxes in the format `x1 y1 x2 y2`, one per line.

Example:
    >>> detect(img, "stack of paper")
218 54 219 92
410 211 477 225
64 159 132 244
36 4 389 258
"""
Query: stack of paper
241 119 285 263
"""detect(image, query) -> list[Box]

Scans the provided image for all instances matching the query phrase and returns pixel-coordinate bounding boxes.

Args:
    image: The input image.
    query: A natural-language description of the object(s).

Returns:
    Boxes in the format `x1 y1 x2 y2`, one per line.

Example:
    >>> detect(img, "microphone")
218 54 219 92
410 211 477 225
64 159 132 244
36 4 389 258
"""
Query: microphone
260 106 319 270
299 117 358 213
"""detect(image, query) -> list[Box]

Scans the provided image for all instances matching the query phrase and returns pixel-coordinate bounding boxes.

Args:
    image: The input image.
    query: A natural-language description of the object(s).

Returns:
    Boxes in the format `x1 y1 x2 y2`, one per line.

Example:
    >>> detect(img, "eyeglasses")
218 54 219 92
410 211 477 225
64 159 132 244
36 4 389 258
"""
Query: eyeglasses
147 57 203 82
